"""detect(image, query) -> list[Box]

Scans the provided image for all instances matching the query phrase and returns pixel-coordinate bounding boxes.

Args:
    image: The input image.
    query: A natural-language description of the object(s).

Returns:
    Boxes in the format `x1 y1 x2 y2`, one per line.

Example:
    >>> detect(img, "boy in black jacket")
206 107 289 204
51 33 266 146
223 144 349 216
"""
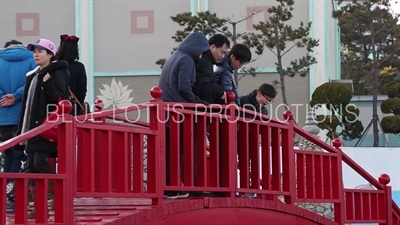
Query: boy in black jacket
237 83 276 198
240 83 277 116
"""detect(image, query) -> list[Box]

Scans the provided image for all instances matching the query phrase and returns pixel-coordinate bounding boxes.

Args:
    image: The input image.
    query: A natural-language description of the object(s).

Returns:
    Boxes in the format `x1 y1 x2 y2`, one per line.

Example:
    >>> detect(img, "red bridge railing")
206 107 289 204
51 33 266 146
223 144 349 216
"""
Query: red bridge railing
0 86 399 225
0 106 75 225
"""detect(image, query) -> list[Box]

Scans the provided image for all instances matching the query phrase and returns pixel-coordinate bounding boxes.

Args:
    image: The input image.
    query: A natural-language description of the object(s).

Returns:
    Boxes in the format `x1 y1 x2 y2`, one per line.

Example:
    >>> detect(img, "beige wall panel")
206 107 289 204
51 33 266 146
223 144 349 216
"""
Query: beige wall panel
209 0 310 68
93 0 190 72
0 0 75 48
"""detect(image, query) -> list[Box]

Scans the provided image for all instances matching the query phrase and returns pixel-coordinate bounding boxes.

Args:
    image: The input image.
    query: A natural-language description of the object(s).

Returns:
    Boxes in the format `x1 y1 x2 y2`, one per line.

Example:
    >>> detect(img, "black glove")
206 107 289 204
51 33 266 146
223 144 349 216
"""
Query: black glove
194 96 209 106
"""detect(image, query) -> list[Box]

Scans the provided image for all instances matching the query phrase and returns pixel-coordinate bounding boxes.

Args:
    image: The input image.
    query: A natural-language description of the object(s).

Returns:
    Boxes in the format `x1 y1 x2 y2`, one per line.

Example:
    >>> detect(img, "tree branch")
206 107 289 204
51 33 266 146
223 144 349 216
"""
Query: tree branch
237 74 247 82
281 43 298 57
378 46 400 68
209 25 229 35
227 9 262 25
267 47 278 57
374 27 391 37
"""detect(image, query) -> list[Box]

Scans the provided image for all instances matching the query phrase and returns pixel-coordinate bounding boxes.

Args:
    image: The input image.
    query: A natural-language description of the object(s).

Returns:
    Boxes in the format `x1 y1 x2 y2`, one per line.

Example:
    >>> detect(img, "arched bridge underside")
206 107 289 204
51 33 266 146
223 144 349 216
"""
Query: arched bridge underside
5 198 335 225
139 198 336 225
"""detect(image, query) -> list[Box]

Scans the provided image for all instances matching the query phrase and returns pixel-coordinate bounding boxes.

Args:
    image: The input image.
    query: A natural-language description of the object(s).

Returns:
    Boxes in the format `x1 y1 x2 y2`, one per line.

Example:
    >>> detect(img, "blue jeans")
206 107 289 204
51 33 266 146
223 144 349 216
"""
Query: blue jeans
0 125 24 176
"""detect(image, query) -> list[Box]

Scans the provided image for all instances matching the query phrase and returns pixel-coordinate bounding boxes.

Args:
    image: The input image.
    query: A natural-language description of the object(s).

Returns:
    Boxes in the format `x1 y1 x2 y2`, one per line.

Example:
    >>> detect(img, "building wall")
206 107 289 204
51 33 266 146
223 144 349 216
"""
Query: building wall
90 0 313 126
92 0 189 72
0 0 75 48
0 0 337 129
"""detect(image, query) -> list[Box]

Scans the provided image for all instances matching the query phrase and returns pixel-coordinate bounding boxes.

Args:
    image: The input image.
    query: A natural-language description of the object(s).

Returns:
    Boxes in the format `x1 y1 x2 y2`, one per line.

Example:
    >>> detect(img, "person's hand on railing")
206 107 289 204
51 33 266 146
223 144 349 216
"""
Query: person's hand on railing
221 92 227 103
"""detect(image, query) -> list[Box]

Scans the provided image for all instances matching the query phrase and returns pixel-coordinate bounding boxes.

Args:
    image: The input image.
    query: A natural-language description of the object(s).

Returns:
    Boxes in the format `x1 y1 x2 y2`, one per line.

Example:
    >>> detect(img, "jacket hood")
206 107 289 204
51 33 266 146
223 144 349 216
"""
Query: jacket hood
216 54 232 72
39 60 69 74
177 32 210 62
0 46 33 62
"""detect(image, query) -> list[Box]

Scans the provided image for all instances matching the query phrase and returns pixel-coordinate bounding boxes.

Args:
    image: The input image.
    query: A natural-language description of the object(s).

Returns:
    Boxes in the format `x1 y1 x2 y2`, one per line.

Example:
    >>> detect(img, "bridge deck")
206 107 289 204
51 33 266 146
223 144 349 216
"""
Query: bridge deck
7 197 155 225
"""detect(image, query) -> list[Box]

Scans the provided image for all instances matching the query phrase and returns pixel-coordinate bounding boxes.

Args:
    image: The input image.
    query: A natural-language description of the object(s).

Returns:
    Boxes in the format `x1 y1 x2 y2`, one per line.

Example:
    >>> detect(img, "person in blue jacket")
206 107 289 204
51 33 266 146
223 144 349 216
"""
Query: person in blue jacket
158 32 210 199
215 43 252 105
0 40 36 212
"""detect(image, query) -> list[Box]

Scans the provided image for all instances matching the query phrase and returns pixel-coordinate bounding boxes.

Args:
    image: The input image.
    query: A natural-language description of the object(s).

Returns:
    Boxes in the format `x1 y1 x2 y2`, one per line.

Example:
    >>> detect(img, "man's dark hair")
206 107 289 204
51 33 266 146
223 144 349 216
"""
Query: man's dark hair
4 40 23 48
228 44 252 63
258 83 277 98
209 34 230 48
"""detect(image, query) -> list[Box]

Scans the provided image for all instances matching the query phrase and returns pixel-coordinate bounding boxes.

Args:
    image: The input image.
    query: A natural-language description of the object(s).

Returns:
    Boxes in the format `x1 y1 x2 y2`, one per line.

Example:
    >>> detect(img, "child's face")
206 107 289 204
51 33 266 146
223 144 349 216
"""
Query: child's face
256 91 274 106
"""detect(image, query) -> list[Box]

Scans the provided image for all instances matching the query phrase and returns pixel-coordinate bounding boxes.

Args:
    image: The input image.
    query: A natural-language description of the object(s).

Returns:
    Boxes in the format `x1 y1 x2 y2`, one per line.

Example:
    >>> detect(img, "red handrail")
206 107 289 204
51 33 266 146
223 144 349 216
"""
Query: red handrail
1 86 398 225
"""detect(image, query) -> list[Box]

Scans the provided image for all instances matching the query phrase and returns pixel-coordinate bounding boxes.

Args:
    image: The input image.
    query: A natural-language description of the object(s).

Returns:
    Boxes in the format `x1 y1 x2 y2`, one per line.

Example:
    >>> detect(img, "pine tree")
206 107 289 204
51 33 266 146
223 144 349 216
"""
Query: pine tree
333 0 400 146
241 0 319 110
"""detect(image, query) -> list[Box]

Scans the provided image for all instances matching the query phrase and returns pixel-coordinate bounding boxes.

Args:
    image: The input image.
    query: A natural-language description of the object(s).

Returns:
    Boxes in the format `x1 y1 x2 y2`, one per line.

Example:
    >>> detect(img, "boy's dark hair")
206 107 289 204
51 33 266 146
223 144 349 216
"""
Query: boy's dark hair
56 41 80 62
258 83 277 98
209 34 230 48
228 44 252 63
4 40 23 48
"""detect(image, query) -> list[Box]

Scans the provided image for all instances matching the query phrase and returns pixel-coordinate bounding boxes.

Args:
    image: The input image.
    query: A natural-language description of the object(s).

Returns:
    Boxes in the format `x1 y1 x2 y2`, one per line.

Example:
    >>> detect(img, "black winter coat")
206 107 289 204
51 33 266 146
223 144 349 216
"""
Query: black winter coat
17 60 70 155
239 89 268 116
192 50 225 104
67 61 87 112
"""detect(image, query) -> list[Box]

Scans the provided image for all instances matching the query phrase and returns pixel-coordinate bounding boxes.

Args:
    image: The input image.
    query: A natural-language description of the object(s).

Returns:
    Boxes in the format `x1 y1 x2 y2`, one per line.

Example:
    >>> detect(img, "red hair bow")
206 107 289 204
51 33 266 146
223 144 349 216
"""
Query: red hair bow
60 34 79 43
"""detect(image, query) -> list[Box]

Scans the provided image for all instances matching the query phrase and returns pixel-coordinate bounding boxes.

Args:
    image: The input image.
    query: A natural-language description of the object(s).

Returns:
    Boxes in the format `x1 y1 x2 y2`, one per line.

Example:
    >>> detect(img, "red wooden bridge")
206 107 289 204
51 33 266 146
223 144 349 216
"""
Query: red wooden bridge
0 86 399 225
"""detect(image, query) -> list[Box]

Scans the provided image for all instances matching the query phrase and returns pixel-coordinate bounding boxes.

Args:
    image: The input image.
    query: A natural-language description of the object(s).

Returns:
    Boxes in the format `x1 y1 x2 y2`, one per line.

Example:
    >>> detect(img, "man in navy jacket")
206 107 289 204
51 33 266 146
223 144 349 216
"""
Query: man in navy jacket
215 44 252 105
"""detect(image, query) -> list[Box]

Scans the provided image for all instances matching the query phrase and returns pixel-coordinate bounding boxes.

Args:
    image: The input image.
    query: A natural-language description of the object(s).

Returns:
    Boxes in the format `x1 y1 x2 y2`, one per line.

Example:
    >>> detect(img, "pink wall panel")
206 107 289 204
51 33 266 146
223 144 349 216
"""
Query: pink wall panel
16 13 40 36
246 6 270 30
131 10 154 34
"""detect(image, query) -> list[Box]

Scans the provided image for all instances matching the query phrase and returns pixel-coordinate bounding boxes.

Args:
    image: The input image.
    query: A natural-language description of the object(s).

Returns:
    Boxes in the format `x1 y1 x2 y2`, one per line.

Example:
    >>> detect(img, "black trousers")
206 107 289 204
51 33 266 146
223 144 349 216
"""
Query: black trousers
165 123 198 187
0 125 24 175
165 126 181 186
26 151 56 187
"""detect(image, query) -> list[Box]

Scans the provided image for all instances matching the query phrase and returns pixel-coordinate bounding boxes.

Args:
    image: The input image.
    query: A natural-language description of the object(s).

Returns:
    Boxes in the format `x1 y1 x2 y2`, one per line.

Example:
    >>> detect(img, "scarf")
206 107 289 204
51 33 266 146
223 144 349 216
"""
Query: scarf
20 68 40 145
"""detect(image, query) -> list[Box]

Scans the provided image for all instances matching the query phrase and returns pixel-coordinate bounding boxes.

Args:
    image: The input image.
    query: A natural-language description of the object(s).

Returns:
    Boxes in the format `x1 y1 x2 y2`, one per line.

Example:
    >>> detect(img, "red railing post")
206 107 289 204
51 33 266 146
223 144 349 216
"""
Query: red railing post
332 138 345 224
55 105 76 224
282 110 296 204
223 92 237 197
148 86 164 205
379 173 393 225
